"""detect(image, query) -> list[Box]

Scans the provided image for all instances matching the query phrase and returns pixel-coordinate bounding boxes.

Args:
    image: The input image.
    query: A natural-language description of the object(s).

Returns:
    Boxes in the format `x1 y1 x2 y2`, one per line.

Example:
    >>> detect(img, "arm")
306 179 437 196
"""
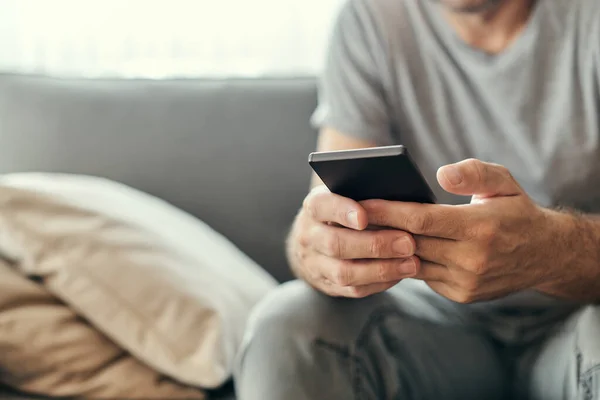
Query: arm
542 1 600 302
540 0 600 302
284 0 420 297
535 211 600 303
357 158 600 304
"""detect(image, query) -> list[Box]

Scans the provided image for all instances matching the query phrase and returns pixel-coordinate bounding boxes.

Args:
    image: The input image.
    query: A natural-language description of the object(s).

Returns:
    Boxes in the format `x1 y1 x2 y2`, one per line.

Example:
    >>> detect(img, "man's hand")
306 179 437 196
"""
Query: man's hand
362 158 572 304
288 186 420 298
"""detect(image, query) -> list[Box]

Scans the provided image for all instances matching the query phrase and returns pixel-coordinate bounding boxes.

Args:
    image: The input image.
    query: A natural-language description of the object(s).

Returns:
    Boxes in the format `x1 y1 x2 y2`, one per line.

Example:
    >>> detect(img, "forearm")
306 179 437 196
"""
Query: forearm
537 209 600 303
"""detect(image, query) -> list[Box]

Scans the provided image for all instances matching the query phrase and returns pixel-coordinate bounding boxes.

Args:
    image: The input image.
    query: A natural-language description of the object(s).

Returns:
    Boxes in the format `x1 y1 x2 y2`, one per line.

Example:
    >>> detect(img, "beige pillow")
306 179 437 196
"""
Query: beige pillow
0 173 277 388
0 258 205 399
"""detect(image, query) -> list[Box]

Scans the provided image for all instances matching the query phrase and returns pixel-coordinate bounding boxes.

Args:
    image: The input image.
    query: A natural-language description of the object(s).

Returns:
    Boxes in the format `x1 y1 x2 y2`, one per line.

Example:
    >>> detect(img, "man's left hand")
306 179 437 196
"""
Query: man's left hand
362 158 572 304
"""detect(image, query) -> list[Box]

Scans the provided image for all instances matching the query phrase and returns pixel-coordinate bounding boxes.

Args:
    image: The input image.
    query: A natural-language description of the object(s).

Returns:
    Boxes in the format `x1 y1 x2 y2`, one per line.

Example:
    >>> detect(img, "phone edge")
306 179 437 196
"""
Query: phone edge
308 145 406 163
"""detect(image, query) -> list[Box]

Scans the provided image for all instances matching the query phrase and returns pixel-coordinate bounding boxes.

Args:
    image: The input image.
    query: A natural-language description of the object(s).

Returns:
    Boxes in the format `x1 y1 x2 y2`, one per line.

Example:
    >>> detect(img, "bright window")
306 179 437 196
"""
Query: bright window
0 0 344 78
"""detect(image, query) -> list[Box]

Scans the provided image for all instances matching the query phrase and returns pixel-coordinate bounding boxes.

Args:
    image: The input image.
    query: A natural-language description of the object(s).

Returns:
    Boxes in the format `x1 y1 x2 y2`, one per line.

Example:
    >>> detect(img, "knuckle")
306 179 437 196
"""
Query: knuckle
297 230 311 248
461 276 480 292
313 190 331 204
466 158 485 184
369 235 388 258
348 286 369 299
376 262 391 282
476 220 500 242
466 255 488 276
407 212 434 234
466 157 484 173
294 247 309 267
332 262 352 287
295 226 315 248
454 290 477 304
496 164 512 179
323 231 342 258
303 189 329 218
465 158 481 168
305 263 321 283
296 253 321 284
336 209 350 225
302 195 317 218
363 200 385 225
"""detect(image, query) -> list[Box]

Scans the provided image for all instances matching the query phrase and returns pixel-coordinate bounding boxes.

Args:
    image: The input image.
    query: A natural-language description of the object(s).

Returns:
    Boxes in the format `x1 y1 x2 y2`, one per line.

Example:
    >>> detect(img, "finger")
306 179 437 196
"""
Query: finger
412 261 453 283
319 255 419 287
310 224 415 259
361 200 470 240
437 159 522 198
414 235 465 268
425 281 461 302
338 281 401 299
425 280 489 304
415 260 492 289
426 277 512 304
303 186 368 230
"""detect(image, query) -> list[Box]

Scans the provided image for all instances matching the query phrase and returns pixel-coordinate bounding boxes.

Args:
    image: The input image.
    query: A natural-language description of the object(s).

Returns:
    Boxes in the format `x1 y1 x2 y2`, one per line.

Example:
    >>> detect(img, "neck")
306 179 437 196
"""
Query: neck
441 0 535 54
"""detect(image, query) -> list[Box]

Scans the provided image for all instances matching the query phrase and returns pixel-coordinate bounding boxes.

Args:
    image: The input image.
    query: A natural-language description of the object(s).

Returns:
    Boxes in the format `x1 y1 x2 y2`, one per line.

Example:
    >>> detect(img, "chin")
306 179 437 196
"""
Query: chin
434 0 505 13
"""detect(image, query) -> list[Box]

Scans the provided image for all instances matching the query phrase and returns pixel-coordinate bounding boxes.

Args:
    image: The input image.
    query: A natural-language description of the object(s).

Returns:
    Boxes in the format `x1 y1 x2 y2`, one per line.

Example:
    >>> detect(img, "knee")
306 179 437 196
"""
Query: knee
234 280 360 389
241 281 325 349
241 280 387 348
235 281 396 399
236 280 400 366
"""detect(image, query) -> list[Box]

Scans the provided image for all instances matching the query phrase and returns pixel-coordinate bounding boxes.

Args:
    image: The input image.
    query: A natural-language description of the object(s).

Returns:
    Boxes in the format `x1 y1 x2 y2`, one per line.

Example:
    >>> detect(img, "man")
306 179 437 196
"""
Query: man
236 0 600 398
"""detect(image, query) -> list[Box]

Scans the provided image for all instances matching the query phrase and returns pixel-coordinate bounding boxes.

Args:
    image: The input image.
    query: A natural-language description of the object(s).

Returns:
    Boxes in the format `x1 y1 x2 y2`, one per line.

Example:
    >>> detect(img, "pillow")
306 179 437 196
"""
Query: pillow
0 258 205 399
0 173 277 388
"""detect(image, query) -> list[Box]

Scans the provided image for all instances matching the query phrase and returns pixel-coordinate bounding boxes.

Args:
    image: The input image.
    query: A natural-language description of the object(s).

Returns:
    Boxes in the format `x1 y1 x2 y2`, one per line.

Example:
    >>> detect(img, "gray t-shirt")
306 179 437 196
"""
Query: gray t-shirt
312 0 600 341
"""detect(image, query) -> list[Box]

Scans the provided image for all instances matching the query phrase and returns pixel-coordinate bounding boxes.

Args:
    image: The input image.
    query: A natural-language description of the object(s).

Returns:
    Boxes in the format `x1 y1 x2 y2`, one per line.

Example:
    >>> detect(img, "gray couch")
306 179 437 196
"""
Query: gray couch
0 73 319 399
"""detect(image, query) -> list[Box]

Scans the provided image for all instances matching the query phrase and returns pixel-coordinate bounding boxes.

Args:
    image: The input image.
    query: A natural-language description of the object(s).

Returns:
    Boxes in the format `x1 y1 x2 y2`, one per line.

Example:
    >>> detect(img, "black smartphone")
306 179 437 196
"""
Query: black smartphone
308 145 436 203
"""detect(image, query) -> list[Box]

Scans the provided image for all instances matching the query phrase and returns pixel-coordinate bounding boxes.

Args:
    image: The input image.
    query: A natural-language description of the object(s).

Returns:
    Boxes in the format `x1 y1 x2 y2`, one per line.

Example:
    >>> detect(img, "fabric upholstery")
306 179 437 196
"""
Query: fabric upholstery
0 174 277 389
0 74 319 283
0 257 206 399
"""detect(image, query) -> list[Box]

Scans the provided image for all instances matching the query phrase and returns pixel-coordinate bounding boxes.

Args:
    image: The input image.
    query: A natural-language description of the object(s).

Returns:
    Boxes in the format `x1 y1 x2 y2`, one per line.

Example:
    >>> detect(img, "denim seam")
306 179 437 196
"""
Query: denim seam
354 305 413 400
581 365 600 400
314 305 405 400
582 365 600 376
355 305 408 348
314 339 363 400
316 305 427 400
577 348 583 386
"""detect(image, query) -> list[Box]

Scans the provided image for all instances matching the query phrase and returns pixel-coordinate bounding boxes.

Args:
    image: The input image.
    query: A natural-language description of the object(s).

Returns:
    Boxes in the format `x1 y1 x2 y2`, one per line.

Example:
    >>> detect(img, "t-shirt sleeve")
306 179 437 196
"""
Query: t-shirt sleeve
579 0 600 82
594 5 600 84
311 0 393 145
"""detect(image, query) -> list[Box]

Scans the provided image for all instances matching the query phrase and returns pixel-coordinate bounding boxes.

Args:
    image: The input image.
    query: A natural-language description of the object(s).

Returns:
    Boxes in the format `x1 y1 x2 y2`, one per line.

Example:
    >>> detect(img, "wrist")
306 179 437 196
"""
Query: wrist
535 207 579 288
535 207 598 297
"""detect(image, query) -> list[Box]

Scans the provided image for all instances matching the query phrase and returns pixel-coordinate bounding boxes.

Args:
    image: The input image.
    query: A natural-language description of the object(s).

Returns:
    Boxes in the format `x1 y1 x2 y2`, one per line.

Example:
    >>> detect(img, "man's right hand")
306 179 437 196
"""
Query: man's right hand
287 185 420 298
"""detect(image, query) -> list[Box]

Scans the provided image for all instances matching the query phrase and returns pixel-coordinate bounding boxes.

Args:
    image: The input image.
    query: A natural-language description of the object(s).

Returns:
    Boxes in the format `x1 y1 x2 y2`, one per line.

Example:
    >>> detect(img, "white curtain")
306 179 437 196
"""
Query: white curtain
0 0 344 78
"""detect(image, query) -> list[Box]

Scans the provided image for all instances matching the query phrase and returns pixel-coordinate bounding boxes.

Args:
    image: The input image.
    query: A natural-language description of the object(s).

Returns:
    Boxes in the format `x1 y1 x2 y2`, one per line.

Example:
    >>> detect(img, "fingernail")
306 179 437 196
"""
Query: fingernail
346 210 359 229
393 237 413 256
398 259 416 276
443 165 463 186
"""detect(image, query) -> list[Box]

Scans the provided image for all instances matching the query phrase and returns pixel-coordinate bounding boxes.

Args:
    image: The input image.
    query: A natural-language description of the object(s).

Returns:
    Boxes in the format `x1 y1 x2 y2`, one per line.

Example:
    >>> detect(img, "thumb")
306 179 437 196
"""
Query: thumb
437 159 522 198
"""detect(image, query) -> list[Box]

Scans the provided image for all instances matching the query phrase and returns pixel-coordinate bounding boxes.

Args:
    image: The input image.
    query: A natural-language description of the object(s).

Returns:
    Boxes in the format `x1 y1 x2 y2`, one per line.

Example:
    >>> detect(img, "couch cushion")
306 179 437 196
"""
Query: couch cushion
0 257 206 399
0 174 278 389
0 74 318 282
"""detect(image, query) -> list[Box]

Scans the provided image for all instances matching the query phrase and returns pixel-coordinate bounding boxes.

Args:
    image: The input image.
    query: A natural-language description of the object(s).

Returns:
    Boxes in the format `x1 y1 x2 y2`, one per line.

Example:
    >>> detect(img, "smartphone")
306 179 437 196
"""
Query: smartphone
308 145 436 203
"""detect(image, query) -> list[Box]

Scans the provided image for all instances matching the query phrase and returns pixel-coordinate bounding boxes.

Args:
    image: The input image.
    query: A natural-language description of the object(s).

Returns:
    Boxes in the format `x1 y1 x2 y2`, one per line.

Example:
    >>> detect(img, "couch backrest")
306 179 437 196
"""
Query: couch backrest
0 74 319 282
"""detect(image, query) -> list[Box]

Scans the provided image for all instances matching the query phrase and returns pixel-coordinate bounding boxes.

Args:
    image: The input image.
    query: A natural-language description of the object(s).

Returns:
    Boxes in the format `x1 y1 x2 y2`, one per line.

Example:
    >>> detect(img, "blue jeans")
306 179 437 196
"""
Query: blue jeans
235 280 600 400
